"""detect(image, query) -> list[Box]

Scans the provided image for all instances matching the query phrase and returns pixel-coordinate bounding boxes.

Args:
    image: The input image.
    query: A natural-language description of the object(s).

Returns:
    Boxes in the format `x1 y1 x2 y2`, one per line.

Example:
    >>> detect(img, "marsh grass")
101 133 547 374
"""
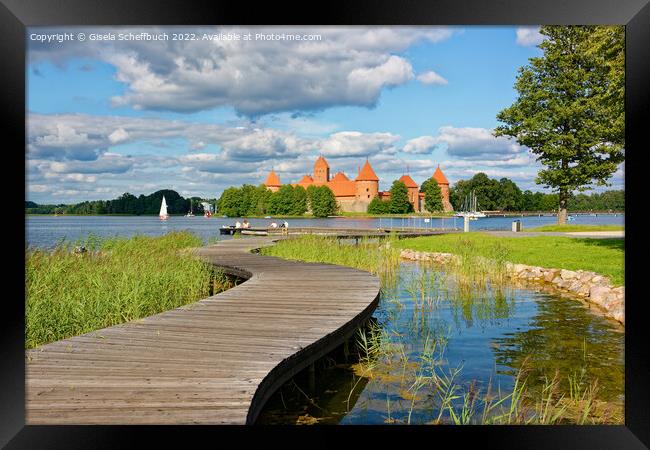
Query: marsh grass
352 325 621 424
26 231 230 349
259 233 622 425
260 234 401 286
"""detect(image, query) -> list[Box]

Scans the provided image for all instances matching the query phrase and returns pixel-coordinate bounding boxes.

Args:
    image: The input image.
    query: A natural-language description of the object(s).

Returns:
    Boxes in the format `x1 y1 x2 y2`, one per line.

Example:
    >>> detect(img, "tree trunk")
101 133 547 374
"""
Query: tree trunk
557 189 568 225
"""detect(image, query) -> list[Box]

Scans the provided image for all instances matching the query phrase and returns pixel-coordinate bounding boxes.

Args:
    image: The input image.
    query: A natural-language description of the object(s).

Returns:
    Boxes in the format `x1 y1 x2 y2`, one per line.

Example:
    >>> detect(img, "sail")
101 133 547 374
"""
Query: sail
159 195 168 218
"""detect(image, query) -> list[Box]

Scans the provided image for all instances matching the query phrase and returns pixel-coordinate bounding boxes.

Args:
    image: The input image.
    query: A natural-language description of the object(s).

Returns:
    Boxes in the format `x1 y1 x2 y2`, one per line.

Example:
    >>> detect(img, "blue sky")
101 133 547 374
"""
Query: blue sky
26 26 624 203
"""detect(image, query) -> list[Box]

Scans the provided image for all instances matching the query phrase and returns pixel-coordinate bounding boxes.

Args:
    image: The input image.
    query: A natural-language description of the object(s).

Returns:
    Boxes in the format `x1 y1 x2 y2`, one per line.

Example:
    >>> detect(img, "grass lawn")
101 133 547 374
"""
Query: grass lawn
527 224 624 232
395 232 624 286
26 232 230 349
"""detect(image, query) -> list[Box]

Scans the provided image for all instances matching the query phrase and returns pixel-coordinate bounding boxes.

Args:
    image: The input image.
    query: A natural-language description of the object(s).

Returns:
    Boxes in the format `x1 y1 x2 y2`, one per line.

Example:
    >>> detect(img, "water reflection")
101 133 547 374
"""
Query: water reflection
257 261 624 424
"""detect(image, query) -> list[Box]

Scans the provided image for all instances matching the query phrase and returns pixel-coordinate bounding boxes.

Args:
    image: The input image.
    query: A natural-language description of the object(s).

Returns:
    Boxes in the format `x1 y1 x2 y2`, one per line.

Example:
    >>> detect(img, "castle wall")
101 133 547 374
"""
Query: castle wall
407 187 420 212
337 197 371 213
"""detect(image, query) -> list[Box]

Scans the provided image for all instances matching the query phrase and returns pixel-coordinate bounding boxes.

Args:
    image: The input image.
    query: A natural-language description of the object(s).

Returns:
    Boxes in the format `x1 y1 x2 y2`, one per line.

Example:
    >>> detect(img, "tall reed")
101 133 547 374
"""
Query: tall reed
26 231 230 349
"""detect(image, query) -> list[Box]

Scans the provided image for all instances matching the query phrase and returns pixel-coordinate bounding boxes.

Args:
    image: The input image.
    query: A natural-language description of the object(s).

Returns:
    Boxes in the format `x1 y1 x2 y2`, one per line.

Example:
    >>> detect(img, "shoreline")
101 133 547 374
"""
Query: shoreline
399 248 625 326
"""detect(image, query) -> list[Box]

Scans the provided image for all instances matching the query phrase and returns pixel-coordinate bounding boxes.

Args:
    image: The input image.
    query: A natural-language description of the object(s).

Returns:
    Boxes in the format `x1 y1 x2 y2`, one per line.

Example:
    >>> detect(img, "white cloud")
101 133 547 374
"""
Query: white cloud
402 136 438 154
416 70 448 86
424 126 527 159
220 128 312 161
47 153 134 174
108 128 129 144
516 27 545 46
320 131 400 158
30 26 456 116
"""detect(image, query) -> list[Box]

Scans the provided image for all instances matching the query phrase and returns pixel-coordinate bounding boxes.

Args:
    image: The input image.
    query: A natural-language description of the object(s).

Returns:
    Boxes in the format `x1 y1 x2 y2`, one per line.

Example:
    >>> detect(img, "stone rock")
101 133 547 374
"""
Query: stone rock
560 269 578 280
579 271 596 283
552 279 568 289
610 306 625 324
568 280 583 293
589 285 611 305
513 264 528 274
544 270 560 282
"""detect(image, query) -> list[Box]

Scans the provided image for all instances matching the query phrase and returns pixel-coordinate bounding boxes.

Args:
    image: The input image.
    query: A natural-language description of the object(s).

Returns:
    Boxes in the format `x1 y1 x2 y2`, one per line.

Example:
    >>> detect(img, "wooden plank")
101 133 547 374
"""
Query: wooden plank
26 235 380 425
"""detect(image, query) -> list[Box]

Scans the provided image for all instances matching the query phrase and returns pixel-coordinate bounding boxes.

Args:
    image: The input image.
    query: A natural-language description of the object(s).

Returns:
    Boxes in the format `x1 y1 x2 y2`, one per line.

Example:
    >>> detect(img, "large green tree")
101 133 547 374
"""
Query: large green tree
367 197 390 214
217 187 244 217
497 178 523 211
421 177 443 212
307 185 338 217
388 180 414 214
495 26 625 224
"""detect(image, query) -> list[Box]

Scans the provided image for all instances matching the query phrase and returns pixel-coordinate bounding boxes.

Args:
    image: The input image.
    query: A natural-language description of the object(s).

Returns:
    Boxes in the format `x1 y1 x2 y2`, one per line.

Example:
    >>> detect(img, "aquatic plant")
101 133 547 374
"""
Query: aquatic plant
260 234 401 284
25 231 232 349
257 233 623 425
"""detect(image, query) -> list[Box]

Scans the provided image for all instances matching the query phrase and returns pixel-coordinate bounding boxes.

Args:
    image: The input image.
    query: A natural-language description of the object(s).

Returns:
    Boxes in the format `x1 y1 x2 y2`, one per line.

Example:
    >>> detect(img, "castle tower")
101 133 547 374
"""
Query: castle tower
399 174 420 212
432 165 453 212
313 156 330 184
355 159 379 202
263 169 282 193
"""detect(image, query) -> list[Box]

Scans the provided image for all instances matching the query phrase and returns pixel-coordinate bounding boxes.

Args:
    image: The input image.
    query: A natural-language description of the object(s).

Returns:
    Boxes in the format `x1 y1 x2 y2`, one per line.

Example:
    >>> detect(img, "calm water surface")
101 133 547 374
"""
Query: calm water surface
26 214 624 248
257 262 624 425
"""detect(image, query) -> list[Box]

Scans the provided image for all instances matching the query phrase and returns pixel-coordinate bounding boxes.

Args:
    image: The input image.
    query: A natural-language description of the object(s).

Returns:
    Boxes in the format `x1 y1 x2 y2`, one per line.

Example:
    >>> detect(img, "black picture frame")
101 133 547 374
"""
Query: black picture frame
2 0 648 447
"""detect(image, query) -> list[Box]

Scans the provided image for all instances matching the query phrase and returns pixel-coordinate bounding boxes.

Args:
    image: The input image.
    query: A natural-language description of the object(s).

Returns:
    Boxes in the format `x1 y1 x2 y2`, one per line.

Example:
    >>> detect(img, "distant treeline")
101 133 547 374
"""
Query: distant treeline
449 173 624 212
217 184 337 218
26 190 216 215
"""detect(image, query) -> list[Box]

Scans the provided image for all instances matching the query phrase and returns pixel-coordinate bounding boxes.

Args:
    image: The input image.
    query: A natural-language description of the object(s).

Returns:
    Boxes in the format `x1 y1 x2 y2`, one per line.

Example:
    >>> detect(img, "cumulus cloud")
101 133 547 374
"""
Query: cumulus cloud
516 27 545 46
320 131 400 158
416 70 448 86
47 153 134 174
219 128 313 161
108 128 129 144
419 126 527 159
402 136 439 154
30 26 456 116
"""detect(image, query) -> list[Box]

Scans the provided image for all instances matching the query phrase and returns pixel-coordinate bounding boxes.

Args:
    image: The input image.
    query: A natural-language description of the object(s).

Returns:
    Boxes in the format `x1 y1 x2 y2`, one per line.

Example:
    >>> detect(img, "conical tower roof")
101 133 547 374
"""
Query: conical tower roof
433 165 449 185
355 159 379 182
264 170 282 187
399 174 418 188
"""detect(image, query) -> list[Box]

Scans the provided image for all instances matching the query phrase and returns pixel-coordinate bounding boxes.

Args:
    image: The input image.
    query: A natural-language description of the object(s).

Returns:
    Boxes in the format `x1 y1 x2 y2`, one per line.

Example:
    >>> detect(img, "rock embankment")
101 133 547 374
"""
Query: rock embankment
399 249 624 325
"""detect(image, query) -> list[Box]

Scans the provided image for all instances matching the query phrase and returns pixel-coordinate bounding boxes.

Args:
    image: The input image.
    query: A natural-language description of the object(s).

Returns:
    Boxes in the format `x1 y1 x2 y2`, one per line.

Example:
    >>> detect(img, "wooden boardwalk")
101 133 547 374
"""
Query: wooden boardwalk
25 237 380 424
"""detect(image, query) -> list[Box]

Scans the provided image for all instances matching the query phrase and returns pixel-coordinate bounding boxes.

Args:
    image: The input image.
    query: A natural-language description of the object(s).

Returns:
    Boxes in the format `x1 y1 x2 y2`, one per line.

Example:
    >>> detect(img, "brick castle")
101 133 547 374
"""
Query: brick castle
263 156 453 213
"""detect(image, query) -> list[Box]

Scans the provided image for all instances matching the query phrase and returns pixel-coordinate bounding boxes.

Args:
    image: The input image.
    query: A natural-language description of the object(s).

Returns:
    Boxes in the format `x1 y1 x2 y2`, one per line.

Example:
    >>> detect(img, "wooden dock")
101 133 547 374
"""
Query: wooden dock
221 226 460 238
25 236 380 424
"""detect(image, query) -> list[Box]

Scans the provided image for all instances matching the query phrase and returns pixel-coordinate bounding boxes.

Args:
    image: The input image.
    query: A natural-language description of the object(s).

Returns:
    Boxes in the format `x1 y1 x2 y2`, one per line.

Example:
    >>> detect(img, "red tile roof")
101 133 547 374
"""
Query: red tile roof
297 174 314 186
330 172 350 182
355 160 379 181
433 166 449 185
399 174 418 188
327 180 356 197
264 170 281 187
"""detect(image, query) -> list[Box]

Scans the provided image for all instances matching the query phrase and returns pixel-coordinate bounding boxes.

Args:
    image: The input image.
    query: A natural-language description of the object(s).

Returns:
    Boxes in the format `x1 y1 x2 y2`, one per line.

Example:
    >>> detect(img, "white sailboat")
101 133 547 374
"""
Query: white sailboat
454 191 486 219
159 195 169 221
185 199 195 217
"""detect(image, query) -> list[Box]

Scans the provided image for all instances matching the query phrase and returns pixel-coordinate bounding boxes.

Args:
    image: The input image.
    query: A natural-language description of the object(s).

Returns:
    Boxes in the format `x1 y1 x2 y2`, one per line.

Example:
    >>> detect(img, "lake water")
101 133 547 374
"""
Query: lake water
257 261 625 425
25 214 624 248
